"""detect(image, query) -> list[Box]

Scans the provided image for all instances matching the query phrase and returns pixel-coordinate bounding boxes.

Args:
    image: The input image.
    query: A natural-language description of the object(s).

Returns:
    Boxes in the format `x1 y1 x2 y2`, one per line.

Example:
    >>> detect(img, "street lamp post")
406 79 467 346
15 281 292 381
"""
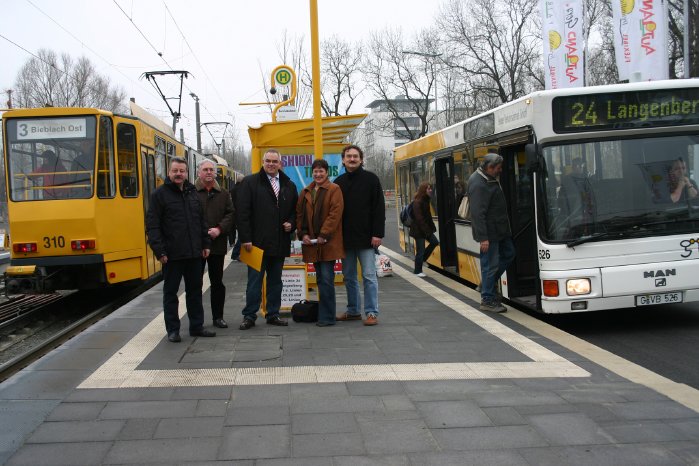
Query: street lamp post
402 51 442 129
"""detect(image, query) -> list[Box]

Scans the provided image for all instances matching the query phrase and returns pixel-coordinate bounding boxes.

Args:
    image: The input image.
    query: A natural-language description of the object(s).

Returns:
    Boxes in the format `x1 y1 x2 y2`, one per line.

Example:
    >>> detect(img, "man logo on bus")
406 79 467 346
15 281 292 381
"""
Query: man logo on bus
643 269 675 278
655 278 666 287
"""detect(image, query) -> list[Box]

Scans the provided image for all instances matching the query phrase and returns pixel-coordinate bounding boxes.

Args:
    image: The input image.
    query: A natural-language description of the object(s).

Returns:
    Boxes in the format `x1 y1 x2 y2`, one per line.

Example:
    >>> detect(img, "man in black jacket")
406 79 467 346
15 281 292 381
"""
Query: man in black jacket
334 145 385 326
236 149 298 329
146 157 216 342
195 159 234 329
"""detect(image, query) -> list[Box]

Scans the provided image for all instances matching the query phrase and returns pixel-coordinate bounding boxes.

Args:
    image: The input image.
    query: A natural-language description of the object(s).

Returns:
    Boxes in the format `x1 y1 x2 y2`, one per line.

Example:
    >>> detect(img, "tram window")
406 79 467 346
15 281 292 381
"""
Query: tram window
117 124 138 198
97 117 116 198
154 136 167 187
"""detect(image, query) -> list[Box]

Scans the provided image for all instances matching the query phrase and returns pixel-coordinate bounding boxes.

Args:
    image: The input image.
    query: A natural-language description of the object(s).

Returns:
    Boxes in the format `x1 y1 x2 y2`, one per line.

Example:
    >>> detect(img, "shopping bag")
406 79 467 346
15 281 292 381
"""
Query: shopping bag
375 253 393 277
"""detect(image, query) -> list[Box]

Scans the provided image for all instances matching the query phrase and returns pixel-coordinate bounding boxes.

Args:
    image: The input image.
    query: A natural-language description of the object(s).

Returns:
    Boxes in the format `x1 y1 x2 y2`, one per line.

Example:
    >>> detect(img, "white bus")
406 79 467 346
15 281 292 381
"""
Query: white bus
394 80 699 313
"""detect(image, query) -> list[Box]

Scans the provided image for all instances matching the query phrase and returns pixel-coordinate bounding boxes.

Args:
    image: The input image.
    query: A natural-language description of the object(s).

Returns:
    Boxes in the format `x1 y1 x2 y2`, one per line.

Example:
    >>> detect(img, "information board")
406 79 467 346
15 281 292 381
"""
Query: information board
280 266 307 310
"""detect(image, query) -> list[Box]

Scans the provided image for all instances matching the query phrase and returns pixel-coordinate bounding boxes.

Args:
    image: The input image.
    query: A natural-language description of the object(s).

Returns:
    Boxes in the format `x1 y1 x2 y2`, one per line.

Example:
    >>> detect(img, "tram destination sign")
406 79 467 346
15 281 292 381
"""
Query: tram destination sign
552 88 699 133
15 118 88 140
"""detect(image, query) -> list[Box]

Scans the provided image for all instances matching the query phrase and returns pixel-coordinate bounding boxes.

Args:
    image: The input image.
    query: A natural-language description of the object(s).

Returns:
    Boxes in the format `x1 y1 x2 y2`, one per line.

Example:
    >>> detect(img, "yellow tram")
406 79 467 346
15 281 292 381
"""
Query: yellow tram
1 103 234 293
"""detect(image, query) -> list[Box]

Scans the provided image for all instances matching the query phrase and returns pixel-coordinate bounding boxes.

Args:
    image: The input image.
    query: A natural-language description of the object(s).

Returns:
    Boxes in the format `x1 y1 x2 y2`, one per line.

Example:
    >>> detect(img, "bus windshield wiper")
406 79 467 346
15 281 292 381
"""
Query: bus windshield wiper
566 231 624 248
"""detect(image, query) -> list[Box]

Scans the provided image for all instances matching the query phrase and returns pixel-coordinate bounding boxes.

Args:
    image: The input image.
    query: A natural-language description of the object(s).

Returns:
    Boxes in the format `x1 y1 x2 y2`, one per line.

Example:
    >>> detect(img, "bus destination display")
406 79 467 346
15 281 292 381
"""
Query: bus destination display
553 88 699 133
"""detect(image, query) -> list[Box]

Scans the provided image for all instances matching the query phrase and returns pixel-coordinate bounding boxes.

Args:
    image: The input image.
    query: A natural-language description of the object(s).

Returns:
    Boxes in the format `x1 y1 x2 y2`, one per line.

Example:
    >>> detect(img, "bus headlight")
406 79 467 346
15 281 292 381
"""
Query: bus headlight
566 278 591 296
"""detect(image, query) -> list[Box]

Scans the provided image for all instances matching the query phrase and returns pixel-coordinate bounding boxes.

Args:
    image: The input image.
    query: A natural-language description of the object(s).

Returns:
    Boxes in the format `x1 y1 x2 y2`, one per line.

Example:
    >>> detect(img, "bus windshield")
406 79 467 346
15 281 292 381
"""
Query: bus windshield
541 134 699 243
5 116 97 201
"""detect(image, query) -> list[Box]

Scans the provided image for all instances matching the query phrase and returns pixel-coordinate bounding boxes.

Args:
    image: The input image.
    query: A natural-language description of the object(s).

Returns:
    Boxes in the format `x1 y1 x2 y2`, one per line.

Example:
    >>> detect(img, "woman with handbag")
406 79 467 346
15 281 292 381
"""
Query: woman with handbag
296 159 345 326
410 182 439 277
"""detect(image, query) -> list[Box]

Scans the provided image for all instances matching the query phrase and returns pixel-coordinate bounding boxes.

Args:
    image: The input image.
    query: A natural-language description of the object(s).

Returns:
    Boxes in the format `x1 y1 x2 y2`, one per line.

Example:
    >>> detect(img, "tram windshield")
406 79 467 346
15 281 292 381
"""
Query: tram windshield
541 134 699 244
5 116 97 201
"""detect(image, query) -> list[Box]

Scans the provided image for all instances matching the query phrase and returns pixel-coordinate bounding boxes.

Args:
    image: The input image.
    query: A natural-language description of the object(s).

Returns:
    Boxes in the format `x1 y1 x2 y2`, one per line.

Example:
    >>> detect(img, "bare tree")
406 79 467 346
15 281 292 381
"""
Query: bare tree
307 35 364 117
668 0 699 78
586 0 619 86
363 27 440 140
438 0 540 106
13 49 126 112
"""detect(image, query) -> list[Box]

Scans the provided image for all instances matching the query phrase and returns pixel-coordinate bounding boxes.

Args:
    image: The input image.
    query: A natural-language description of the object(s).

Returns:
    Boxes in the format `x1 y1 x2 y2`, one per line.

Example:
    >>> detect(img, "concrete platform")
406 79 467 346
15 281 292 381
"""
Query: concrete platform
1 249 698 465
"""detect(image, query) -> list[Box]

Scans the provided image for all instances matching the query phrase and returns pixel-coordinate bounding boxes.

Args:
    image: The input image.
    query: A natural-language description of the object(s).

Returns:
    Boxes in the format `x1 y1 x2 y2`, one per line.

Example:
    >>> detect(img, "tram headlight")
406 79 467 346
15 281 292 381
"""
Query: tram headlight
566 278 591 296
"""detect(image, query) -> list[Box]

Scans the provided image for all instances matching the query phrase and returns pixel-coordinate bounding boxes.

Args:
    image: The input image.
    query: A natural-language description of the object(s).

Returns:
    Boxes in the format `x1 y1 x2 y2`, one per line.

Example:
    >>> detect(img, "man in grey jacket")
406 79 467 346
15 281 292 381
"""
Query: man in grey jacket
467 153 515 313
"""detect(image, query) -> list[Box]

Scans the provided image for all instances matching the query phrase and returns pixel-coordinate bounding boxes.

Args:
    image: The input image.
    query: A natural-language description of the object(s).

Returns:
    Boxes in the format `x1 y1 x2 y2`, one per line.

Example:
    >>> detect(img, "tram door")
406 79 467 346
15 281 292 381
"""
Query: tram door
433 157 458 270
500 145 538 305
141 147 158 276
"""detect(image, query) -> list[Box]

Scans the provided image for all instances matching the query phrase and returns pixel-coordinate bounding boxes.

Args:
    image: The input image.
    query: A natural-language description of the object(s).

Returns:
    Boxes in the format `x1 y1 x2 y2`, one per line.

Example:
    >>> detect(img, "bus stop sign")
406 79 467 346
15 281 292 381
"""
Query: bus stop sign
274 68 293 87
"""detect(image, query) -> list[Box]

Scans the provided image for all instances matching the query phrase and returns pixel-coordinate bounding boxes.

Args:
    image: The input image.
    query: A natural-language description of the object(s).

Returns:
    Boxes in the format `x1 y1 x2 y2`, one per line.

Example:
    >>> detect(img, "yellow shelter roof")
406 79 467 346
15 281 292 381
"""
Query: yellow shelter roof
248 114 367 149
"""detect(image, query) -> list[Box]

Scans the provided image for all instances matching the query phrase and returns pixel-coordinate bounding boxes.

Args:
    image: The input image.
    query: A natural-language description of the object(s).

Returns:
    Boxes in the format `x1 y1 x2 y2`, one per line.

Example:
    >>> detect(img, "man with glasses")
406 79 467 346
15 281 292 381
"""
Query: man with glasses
195 159 235 329
467 152 515 313
236 149 298 329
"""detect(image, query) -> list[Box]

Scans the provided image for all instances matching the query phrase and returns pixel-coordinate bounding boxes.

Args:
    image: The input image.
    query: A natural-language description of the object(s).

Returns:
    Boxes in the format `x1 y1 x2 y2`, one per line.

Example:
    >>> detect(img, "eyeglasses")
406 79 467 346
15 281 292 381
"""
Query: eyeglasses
264 159 280 164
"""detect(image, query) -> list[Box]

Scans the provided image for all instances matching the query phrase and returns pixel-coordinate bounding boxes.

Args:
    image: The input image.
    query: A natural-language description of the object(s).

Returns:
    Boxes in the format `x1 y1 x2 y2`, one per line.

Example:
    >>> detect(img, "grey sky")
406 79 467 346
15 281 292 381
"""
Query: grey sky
1 0 442 150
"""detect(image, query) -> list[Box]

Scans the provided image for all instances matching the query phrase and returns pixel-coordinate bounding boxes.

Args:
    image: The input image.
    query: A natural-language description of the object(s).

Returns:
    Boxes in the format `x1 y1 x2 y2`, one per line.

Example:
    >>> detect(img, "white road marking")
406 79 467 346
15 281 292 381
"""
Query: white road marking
78 253 589 389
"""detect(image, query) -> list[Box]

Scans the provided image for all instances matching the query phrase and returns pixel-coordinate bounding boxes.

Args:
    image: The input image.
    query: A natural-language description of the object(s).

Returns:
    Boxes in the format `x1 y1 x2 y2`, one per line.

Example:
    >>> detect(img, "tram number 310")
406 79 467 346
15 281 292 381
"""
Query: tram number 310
43 236 65 248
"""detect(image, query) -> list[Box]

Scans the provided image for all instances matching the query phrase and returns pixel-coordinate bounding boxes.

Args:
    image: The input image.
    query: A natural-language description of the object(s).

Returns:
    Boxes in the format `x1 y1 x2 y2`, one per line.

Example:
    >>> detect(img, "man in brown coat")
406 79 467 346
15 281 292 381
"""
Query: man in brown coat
195 159 235 328
296 159 344 326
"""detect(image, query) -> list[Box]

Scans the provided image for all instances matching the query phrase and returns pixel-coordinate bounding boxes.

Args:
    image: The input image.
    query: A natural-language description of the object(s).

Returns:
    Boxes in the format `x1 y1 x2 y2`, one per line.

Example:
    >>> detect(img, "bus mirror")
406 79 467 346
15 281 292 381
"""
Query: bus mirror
525 143 540 172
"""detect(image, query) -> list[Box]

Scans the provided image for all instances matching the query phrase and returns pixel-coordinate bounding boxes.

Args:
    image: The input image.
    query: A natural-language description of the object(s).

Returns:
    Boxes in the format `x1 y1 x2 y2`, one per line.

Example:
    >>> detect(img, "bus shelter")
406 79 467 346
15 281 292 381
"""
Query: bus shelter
248 114 367 313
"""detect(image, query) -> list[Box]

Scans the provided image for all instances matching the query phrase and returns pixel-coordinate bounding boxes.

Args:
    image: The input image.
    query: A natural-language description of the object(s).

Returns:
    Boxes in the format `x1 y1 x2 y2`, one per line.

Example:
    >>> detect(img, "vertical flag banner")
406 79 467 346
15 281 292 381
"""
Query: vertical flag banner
612 0 669 81
541 0 585 89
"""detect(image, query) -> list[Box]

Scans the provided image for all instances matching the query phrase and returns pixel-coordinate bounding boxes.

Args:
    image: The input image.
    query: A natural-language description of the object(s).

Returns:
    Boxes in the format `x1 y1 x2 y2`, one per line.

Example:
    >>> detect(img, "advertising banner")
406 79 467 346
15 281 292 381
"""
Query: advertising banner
280 153 345 192
612 0 669 81
541 0 585 89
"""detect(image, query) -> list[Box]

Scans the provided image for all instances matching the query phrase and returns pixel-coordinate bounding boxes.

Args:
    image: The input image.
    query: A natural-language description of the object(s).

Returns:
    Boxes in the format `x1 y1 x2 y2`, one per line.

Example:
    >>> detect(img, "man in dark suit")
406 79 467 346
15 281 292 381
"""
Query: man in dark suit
236 149 298 329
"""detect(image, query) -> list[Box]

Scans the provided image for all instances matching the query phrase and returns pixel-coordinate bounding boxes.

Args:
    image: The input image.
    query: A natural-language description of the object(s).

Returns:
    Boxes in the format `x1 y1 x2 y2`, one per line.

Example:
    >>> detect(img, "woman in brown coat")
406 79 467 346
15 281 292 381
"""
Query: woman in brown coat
296 159 344 326
409 182 439 277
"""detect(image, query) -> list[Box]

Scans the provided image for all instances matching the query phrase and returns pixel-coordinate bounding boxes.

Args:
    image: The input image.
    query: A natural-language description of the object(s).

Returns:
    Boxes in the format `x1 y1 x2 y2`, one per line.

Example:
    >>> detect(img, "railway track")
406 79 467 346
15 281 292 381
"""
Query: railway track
0 293 65 330
0 278 159 382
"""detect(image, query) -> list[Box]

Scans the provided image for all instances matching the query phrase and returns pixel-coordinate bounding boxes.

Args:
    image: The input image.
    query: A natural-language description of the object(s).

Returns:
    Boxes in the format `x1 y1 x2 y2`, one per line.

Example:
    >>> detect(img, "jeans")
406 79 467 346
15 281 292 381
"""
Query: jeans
201 254 225 320
413 234 439 274
342 248 379 316
315 261 336 324
231 237 241 259
242 255 285 321
479 237 516 303
162 258 205 334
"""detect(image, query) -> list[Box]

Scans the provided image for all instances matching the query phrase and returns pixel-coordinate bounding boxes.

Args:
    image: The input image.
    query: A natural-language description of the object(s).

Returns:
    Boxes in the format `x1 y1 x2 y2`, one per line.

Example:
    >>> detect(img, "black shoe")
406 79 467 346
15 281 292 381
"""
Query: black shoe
167 332 181 343
190 328 216 337
213 318 228 328
315 321 335 327
266 315 288 326
239 319 255 330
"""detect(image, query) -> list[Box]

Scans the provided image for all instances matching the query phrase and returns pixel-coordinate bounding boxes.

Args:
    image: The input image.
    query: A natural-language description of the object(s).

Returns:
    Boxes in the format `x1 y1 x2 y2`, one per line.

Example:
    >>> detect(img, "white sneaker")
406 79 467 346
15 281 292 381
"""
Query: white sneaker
416 273 427 278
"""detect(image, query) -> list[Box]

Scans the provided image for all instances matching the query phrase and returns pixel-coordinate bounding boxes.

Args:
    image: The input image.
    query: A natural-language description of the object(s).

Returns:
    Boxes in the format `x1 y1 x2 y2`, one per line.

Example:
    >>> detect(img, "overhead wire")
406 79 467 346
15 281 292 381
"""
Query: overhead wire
24 0 160 102
162 1 233 116
113 0 239 141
